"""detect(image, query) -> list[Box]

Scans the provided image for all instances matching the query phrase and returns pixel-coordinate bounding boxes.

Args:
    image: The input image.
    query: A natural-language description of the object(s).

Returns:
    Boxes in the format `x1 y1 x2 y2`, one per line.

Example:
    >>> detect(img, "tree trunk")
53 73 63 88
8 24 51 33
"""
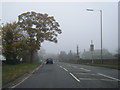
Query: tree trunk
30 50 34 63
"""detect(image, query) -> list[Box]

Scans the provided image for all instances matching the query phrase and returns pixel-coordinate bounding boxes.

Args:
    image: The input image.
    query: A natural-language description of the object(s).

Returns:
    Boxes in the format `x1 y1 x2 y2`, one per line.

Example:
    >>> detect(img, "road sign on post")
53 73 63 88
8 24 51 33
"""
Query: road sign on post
77 45 80 61
90 44 94 51
90 40 94 51
90 40 94 64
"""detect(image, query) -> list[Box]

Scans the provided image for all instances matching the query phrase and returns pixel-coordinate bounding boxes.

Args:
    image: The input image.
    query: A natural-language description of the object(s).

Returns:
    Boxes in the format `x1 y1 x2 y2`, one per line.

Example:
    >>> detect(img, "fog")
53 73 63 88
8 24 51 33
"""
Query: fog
1 2 118 54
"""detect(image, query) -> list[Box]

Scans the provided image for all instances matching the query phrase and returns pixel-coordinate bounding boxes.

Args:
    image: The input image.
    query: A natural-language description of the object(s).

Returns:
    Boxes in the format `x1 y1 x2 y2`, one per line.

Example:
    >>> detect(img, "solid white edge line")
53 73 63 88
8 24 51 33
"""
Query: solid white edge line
63 68 68 72
70 73 80 82
11 64 42 88
98 73 120 81
11 74 31 88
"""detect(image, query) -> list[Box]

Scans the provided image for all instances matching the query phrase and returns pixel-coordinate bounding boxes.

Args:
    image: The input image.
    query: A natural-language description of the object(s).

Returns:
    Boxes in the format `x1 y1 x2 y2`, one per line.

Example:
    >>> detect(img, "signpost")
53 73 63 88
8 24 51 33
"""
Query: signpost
90 40 94 64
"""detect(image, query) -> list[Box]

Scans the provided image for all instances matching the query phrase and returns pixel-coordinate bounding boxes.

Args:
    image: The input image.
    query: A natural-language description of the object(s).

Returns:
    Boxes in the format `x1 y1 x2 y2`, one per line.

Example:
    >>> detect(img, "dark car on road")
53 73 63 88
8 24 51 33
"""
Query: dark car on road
46 58 53 64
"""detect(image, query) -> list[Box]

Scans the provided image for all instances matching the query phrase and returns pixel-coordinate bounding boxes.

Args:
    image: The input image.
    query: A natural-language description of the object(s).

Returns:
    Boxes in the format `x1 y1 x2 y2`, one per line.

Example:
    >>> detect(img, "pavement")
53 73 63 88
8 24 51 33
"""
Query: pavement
4 62 119 89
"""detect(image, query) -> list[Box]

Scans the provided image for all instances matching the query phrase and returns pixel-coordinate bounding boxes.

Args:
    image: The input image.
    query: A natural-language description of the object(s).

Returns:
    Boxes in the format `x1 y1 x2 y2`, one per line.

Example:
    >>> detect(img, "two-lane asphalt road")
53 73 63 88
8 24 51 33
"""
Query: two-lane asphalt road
12 62 119 88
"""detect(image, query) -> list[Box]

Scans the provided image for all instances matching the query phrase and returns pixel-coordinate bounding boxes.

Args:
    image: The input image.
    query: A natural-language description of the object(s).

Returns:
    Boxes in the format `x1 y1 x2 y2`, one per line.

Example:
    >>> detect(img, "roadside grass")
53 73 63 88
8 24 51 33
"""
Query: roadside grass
75 62 120 69
2 62 41 85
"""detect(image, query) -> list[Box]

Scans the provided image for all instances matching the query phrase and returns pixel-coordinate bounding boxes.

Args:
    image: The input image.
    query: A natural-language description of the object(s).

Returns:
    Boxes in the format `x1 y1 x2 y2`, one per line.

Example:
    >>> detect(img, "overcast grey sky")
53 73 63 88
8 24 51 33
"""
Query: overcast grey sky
1 1 118 54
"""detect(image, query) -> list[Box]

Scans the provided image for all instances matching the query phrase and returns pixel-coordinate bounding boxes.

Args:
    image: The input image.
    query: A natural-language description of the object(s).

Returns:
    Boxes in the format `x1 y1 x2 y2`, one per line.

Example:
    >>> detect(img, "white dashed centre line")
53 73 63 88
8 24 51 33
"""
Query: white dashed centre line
63 68 68 72
70 73 80 82
60 66 63 68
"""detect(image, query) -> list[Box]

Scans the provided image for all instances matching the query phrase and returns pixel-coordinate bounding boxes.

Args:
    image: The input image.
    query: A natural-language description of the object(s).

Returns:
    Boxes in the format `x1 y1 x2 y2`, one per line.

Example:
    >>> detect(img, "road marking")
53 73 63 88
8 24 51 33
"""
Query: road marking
100 79 117 81
79 78 97 80
74 73 86 75
63 68 68 72
59 65 68 72
35 67 40 71
68 65 71 67
66 65 91 72
80 68 91 71
70 73 80 82
97 73 120 81
72 66 77 68
11 74 31 88
11 64 42 88
60 66 63 68
79 78 116 81
66 65 70 67
74 73 97 76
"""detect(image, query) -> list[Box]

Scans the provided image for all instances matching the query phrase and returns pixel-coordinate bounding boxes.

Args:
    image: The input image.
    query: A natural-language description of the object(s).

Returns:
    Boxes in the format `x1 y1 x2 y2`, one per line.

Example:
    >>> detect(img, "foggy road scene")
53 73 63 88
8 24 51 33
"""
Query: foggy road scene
0 0 119 89
13 62 119 88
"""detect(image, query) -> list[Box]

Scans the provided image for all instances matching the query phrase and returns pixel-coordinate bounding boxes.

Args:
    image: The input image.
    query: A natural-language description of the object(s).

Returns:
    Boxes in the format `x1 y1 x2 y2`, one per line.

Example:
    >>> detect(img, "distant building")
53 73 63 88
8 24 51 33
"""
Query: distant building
82 49 115 59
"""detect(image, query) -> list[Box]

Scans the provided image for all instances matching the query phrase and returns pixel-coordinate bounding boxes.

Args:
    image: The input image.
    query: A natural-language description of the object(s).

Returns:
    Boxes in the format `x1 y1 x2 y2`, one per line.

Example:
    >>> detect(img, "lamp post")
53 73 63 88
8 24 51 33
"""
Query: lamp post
86 8 103 64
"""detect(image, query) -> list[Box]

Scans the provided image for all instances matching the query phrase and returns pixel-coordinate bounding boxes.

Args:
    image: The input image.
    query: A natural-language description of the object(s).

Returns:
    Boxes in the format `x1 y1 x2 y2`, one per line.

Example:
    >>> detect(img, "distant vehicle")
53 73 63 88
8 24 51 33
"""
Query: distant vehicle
46 58 53 64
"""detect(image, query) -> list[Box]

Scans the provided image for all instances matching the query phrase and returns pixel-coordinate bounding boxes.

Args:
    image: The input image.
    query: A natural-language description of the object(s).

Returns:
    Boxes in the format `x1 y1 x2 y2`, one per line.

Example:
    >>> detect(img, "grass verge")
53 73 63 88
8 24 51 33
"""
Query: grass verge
2 62 41 85
0 63 2 89
74 62 120 69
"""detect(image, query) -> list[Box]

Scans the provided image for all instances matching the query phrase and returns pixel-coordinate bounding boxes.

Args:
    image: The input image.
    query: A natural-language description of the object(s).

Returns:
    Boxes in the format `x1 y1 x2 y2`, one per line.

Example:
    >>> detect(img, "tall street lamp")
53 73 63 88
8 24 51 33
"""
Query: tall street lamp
86 8 103 64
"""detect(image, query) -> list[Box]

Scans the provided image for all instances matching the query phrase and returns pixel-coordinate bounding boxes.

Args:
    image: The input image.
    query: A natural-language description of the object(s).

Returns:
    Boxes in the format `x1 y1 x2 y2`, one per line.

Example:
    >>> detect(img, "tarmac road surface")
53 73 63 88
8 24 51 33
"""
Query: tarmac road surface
12 62 119 88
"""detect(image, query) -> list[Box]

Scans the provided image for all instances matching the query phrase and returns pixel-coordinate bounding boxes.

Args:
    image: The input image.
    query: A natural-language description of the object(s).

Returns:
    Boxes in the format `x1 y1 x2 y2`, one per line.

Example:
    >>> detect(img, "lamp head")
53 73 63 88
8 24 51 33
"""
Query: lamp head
86 9 94 11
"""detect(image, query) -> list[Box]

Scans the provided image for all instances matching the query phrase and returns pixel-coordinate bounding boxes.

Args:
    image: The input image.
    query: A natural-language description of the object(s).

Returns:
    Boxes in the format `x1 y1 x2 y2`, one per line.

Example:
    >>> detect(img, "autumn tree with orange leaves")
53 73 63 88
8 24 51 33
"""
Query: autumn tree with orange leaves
2 11 62 64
